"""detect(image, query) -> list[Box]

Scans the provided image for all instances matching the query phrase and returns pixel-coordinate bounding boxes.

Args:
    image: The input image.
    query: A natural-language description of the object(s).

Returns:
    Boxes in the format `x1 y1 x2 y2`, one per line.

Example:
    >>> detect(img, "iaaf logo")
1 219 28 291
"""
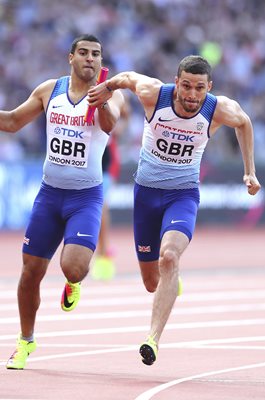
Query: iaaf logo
197 122 204 131
54 127 84 138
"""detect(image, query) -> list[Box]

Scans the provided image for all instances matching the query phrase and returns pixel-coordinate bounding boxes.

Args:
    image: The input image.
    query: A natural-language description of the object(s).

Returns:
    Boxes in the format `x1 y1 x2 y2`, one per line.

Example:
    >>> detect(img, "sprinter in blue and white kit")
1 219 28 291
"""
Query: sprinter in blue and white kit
88 55 261 366
0 34 124 369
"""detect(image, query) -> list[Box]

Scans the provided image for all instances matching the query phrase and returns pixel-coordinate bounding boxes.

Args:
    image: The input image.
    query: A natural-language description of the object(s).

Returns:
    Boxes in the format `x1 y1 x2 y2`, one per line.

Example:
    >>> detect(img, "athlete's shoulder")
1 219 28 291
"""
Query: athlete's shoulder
33 77 68 110
215 94 239 107
159 83 175 96
32 79 57 97
37 76 69 93
213 94 246 126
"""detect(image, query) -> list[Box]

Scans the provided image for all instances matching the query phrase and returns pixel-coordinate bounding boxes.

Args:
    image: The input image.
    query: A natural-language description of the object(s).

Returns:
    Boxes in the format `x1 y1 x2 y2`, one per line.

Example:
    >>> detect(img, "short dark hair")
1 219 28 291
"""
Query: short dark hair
70 34 102 54
177 55 212 81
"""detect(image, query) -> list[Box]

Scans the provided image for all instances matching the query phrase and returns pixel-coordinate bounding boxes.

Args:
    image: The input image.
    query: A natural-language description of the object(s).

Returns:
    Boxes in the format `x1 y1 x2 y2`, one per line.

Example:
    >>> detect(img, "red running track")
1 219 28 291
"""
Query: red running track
0 227 264 400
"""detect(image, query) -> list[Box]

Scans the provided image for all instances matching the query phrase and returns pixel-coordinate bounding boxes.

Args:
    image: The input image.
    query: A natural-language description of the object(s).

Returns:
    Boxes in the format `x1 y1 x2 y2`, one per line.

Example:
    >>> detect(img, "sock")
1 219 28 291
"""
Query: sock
21 334 34 343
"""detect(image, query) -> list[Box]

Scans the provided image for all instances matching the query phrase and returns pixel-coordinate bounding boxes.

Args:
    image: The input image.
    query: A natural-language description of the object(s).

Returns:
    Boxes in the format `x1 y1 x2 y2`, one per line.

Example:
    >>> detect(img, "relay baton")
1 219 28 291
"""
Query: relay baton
84 67 109 123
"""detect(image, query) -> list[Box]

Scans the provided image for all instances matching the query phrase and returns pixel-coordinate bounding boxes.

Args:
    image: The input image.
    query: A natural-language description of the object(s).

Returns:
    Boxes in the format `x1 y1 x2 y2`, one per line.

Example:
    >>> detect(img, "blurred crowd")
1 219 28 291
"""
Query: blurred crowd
0 0 265 165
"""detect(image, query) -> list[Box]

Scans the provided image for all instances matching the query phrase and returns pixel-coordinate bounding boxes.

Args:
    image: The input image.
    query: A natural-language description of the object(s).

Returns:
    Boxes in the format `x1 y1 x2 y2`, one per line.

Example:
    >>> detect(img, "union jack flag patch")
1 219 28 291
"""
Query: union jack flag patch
23 237 30 245
138 245 151 253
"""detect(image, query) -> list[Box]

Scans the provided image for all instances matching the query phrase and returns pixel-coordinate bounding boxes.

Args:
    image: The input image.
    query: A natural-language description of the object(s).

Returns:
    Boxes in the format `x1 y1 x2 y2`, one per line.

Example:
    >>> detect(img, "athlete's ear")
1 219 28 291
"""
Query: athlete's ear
69 53 73 65
174 76 179 85
208 80 213 92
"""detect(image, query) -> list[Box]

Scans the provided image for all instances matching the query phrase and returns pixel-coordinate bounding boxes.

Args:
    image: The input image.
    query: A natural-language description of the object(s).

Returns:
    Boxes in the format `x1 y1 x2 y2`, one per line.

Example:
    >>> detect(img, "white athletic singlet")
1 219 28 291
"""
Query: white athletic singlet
134 84 217 190
43 76 109 189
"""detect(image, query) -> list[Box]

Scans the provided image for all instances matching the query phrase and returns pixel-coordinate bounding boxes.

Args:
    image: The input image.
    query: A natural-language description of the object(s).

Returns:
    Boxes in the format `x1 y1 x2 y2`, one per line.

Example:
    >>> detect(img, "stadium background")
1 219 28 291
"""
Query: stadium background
0 4 265 399
0 0 264 230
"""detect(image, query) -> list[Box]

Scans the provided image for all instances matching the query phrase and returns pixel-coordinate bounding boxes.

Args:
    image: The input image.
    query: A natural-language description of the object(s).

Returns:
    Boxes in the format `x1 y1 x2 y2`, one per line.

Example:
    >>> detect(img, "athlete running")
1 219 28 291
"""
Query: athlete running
88 54 261 365
0 34 124 369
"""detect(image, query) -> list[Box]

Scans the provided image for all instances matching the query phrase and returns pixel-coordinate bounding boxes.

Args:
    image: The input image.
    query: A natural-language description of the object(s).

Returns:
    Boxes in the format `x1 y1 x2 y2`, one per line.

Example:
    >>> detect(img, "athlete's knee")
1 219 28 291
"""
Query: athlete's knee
160 231 189 271
61 244 92 282
21 255 49 285
160 248 179 268
62 261 89 283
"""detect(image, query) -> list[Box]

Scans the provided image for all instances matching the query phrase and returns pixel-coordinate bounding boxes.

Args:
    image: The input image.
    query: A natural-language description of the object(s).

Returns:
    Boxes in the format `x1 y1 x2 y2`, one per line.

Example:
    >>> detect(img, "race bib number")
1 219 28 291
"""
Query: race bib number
150 138 195 164
47 131 90 168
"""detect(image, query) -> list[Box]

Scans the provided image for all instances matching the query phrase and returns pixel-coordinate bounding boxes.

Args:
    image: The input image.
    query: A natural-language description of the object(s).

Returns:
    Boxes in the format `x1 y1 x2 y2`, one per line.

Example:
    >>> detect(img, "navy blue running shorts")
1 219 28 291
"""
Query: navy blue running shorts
134 183 200 262
23 181 104 259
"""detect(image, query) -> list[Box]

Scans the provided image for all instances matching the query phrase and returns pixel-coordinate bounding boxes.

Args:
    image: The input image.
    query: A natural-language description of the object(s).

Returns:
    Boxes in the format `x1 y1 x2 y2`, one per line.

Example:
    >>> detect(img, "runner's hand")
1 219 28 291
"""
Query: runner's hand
243 174 261 195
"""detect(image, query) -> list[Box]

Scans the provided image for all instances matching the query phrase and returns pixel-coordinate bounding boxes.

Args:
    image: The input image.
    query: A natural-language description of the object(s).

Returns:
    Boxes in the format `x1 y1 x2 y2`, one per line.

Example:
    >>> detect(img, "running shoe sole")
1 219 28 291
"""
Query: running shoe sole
139 342 157 366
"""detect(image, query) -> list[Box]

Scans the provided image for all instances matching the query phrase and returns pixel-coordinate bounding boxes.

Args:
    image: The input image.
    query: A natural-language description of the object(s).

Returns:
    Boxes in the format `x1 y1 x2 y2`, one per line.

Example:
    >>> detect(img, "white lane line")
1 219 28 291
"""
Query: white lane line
193 345 265 350
0 338 264 365
165 336 265 348
0 296 153 310
1 319 265 341
1 336 264 367
2 302 265 323
1 335 265 348
1 343 265 351
1 289 265 302
0 283 143 298
134 362 265 400
1 338 265 374
0 345 137 366
0 343 133 349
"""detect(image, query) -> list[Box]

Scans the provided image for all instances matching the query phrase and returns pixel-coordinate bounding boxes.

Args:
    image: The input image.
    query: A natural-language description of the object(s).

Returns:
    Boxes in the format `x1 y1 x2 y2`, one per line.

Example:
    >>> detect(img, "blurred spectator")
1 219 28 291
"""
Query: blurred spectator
0 0 265 165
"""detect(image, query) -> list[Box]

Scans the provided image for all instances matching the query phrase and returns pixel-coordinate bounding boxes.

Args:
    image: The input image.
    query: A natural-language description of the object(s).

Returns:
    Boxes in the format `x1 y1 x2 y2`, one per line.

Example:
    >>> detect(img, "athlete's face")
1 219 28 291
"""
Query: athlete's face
175 71 212 115
69 41 102 83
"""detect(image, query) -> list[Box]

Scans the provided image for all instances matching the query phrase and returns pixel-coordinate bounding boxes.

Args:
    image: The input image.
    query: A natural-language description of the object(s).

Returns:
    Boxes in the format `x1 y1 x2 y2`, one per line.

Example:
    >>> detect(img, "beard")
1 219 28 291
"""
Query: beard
178 94 203 114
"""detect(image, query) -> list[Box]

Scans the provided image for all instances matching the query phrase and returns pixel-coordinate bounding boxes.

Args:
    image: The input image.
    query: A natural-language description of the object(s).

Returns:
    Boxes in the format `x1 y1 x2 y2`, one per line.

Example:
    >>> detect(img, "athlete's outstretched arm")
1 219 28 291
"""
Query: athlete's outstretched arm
0 80 55 134
88 71 162 117
213 96 261 196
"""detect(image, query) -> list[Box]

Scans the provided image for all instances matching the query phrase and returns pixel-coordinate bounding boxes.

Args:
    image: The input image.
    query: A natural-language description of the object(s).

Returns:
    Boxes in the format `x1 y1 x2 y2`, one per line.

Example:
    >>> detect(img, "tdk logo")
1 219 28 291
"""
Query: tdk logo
54 127 84 138
161 130 194 142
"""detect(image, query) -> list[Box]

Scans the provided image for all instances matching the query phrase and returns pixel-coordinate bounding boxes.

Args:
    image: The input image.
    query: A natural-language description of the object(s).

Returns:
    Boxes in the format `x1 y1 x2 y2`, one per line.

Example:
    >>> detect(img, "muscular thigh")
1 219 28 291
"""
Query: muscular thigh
63 184 104 252
134 185 200 262
134 184 163 262
23 183 65 259
162 188 200 241
23 183 104 260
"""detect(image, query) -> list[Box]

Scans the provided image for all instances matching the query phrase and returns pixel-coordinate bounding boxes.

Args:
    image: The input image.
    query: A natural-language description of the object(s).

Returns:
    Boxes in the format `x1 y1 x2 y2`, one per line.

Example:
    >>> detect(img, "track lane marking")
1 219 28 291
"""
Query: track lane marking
1 319 265 340
1 336 265 364
2 302 265 320
134 362 265 400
